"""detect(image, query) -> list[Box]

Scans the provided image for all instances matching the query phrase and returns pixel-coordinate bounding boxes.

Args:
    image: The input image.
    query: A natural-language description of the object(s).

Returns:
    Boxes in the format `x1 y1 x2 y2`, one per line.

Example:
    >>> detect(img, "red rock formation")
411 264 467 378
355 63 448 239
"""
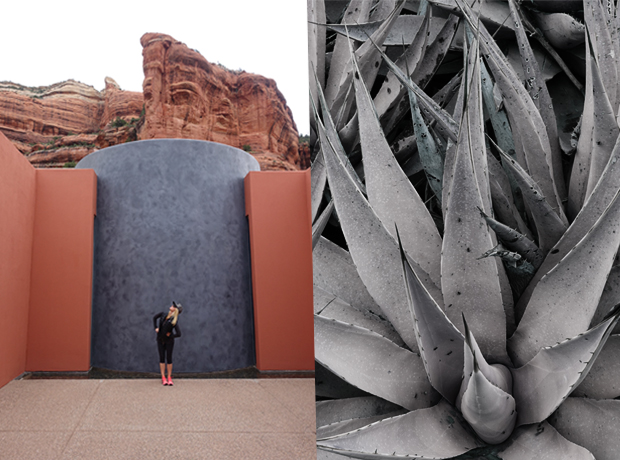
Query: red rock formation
139 33 301 169
0 33 307 170
0 79 142 167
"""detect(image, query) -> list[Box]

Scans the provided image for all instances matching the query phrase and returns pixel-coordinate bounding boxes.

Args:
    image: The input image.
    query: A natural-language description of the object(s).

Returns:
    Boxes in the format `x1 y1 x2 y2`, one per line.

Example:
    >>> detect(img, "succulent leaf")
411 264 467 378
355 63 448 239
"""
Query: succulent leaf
440 37 508 364
457 0 566 223
494 138 568 254
511 307 620 425
314 315 439 411
498 421 594 460
317 410 408 441
398 228 465 404
509 189 620 366
583 35 620 202
352 43 443 289
313 237 383 320
572 335 620 399
459 361 517 444
317 399 482 459
315 284 404 346
316 396 404 430
312 199 334 249
310 153 327 226
549 398 620 460
322 119 444 349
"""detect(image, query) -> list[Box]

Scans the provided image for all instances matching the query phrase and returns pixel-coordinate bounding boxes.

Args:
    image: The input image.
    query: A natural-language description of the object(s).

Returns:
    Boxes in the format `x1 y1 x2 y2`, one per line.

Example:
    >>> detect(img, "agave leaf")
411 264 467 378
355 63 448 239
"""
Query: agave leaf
323 0 372 107
459 359 516 444
547 72 585 156
549 398 620 460
591 265 620 329
329 0 406 129
572 335 620 399
457 0 566 223
486 148 530 239
398 229 464 404
409 88 444 201
352 45 443 288
311 147 327 223
479 208 542 269
380 13 461 138
326 15 450 46
369 40 459 141
583 38 620 202
533 11 585 50
313 237 383 320
509 0 566 203
315 71 366 195
498 421 594 460
567 33 595 220
316 396 404 430
316 361 369 400
308 0 326 136
312 200 334 249
317 399 482 459
316 284 405 346
457 316 513 408
322 112 443 350
318 410 408 441
509 188 620 366
441 36 508 364
517 126 620 314
511 307 620 425
496 144 567 254
314 315 439 411
372 6 430 120
584 0 618 112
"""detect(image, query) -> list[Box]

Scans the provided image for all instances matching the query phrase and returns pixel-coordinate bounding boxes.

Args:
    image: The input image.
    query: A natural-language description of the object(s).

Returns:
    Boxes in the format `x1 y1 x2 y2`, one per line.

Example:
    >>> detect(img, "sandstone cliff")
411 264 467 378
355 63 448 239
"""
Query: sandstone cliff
0 33 305 171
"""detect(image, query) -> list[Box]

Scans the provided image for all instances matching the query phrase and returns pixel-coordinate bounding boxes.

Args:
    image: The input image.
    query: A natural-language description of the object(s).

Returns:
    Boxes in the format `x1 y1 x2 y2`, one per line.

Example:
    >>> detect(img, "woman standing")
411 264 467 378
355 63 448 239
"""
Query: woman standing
153 302 182 385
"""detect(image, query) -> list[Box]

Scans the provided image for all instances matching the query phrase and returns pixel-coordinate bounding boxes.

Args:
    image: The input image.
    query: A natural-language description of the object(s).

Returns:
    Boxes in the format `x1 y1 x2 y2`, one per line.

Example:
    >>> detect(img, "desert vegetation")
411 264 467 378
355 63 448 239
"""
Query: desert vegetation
310 0 620 458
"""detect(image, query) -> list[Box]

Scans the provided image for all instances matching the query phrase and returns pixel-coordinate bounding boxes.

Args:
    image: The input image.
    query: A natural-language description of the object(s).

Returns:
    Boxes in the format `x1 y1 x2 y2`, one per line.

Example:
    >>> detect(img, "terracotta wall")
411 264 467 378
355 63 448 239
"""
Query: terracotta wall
26 169 97 372
0 134 36 388
0 131 96 388
245 170 314 371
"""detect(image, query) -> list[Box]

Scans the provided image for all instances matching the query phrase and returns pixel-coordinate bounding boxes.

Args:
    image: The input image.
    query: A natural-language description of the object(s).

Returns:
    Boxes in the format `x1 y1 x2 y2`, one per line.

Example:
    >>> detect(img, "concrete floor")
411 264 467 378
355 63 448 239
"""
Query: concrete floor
0 378 316 459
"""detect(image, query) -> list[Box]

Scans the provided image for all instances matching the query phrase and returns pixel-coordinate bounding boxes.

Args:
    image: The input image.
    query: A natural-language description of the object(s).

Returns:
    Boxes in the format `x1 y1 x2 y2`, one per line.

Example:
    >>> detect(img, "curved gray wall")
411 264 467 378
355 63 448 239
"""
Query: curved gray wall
77 139 260 372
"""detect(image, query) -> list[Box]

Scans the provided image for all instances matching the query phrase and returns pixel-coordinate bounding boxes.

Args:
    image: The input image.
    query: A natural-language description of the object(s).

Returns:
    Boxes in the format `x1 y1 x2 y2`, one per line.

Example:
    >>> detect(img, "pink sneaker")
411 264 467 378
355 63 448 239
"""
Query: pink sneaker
162 376 168 386
167 377 173 386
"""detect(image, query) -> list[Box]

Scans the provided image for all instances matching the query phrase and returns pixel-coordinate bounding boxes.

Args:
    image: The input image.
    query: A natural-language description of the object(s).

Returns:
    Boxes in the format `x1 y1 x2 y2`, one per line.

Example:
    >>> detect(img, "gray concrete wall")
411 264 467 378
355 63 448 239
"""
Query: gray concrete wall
77 139 260 372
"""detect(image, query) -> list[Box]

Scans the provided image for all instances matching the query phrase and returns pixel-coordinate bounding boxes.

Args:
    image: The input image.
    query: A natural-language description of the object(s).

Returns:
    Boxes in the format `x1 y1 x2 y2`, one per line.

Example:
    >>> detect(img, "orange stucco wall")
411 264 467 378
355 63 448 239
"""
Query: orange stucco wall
0 131 97 388
245 170 314 371
26 169 97 372
0 133 36 388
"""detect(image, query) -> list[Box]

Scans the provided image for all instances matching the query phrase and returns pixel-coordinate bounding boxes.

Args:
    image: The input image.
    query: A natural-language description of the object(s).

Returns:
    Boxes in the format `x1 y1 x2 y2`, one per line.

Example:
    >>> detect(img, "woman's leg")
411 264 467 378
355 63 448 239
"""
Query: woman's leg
157 342 167 384
166 341 175 384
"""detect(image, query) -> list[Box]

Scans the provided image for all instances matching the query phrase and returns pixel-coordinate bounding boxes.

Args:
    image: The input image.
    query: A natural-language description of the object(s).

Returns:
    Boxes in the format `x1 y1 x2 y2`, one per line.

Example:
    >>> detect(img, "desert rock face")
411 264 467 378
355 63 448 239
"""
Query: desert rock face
0 33 305 170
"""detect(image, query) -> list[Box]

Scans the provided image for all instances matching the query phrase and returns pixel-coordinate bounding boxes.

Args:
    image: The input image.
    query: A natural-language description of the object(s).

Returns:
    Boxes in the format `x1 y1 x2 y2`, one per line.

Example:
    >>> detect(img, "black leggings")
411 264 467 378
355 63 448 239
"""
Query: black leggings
158 340 175 364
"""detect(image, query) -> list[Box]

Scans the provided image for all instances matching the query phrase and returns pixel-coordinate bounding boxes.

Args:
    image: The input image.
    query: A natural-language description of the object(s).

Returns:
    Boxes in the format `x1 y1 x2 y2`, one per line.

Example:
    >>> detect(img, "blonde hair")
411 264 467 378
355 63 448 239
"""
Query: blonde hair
166 308 179 326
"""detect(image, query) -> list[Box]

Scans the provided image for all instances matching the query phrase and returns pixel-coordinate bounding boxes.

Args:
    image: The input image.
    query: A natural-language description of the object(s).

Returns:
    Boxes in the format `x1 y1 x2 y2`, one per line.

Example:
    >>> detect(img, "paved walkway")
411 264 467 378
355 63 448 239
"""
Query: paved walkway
0 378 315 459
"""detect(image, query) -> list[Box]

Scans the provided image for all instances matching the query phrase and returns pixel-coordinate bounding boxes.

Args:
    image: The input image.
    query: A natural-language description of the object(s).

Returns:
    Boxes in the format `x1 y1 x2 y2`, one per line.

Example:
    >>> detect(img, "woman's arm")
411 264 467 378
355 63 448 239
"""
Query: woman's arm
153 312 163 330
173 323 182 338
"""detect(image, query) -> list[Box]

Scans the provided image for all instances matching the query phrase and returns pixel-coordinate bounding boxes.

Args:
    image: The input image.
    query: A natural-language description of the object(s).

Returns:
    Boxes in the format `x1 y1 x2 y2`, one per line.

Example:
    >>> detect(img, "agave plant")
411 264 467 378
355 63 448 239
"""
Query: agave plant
310 0 620 458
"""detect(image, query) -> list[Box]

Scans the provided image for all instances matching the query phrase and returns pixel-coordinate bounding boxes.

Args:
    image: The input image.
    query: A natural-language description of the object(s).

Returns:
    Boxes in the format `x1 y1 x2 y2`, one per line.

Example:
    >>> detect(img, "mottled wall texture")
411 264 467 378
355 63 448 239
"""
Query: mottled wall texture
77 140 260 373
